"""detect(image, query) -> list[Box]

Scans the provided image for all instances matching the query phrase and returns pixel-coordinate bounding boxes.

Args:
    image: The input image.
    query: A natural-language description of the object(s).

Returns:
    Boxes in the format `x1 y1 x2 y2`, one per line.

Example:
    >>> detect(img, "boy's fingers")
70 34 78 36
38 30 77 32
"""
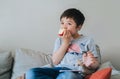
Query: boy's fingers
82 54 87 62
87 51 94 57
63 29 67 36
83 53 87 57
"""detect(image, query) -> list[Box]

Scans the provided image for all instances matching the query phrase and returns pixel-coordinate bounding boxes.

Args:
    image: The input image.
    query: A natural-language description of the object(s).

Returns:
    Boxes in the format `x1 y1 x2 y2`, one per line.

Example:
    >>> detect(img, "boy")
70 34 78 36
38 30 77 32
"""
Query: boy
26 8 100 79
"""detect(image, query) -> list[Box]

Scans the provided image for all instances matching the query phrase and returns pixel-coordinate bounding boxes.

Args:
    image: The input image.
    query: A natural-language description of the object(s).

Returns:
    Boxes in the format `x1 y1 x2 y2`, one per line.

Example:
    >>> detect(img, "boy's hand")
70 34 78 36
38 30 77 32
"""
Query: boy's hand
82 51 97 68
60 29 72 44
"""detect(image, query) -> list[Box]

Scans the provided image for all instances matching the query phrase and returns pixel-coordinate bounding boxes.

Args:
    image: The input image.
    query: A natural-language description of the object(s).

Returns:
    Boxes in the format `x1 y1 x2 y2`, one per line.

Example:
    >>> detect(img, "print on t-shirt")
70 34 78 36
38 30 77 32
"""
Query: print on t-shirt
67 44 80 53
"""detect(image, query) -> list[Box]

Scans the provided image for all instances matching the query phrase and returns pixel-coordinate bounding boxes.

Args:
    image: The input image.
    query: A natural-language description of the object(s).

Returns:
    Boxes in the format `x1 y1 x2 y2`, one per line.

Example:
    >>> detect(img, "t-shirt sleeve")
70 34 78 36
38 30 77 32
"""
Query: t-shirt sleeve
86 38 99 58
53 38 61 53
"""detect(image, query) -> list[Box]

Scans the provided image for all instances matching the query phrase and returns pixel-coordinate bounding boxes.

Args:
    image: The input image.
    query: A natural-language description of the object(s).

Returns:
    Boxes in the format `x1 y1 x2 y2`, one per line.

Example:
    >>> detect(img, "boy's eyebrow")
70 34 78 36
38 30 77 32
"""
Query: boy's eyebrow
61 18 74 23
65 20 73 23
60 20 72 23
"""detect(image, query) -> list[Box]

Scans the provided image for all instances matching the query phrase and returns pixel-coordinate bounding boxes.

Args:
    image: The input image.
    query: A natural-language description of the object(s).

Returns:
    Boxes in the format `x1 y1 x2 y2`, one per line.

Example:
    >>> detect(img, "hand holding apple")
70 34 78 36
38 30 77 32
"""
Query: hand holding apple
58 28 73 45
82 51 96 68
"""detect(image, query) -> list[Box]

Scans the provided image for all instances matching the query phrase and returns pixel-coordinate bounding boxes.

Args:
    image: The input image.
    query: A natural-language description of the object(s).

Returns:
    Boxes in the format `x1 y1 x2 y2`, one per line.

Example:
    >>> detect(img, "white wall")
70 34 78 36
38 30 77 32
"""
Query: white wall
0 0 120 69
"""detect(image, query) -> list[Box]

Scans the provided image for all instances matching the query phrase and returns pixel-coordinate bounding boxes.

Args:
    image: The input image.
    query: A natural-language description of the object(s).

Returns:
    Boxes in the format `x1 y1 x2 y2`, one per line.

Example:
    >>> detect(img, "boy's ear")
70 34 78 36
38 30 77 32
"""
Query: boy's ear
77 25 82 31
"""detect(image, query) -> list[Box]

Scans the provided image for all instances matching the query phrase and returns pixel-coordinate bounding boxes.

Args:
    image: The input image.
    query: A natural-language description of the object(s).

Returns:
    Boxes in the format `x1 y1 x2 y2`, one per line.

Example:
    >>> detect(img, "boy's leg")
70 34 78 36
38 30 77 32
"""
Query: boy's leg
26 67 60 79
56 71 84 79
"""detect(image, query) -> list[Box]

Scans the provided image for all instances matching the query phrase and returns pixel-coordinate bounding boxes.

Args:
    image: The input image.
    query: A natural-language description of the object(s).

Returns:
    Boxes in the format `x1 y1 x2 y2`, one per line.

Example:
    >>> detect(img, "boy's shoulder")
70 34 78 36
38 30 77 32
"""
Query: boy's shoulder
78 35 94 41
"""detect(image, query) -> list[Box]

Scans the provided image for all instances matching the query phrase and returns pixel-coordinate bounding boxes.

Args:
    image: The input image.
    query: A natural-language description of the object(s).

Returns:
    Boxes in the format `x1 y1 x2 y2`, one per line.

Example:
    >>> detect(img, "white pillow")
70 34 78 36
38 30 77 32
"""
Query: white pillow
111 74 120 79
11 48 52 79
98 61 120 75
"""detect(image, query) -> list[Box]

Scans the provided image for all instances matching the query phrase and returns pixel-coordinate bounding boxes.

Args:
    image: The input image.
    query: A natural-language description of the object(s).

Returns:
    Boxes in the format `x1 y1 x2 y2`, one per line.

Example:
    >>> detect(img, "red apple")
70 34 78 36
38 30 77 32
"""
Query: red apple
58 29 64 36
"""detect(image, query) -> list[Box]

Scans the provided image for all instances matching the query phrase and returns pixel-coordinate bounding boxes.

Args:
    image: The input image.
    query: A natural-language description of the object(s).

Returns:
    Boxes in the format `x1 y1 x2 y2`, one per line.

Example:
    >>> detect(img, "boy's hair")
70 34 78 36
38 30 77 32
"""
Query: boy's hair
60 8 85 27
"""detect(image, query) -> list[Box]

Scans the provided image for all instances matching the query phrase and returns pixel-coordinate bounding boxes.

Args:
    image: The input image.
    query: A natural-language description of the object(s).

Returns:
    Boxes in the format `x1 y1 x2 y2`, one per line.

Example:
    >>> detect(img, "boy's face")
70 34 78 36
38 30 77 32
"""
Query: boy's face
60 17 81 36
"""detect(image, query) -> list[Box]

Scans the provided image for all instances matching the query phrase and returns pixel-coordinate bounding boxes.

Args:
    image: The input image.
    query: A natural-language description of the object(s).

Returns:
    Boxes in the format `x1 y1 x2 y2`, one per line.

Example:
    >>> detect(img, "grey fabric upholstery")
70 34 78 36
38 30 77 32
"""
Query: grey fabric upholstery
0 51 13 79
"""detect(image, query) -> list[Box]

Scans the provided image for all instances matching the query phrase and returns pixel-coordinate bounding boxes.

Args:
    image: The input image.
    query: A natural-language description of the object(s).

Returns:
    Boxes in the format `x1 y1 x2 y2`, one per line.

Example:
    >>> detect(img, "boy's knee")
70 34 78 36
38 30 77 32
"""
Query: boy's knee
26 68 38 79
57 71 75 79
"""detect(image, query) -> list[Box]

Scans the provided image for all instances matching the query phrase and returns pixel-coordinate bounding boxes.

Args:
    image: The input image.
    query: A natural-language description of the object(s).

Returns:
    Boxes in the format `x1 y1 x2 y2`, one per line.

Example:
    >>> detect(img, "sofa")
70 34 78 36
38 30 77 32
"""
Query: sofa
0 46 120 79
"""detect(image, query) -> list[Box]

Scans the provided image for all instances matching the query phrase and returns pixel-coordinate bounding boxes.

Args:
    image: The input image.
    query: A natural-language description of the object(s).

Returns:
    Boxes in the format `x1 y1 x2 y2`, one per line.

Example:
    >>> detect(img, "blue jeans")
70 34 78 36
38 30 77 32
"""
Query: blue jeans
26 67 84 79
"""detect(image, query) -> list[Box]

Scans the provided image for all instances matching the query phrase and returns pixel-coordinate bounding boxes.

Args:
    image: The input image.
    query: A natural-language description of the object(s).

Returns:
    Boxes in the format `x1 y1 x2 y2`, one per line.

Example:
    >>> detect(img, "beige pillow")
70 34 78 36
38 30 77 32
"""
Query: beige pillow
11 48 52 79
98 61 120 76
0 50 13 79
98 61 115 70
111 74 120 79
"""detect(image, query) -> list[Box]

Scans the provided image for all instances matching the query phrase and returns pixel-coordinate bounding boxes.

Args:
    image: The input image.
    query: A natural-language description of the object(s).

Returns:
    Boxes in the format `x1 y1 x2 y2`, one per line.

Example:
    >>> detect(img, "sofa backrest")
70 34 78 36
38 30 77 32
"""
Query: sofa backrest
11 48 52 79
0 50 13 79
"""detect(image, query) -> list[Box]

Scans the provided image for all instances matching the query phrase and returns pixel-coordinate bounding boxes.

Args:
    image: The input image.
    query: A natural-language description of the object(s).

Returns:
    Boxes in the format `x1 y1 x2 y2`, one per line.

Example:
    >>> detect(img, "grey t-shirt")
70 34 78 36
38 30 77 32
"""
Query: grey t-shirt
53 35 98 70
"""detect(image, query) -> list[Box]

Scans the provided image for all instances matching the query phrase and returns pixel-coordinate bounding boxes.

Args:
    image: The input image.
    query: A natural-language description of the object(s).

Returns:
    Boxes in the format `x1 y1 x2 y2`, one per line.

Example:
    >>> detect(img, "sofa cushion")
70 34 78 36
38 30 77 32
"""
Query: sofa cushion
11 48 52 79
85 67 112 79
85 61 120 79
0 50 13 79
98 61 120 76
111 74 120 79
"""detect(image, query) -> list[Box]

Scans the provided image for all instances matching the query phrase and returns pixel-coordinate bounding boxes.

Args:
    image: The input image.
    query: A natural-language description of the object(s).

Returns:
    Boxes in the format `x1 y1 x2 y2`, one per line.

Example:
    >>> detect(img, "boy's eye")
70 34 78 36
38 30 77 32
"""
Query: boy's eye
61 22 64 25
68 23 72 25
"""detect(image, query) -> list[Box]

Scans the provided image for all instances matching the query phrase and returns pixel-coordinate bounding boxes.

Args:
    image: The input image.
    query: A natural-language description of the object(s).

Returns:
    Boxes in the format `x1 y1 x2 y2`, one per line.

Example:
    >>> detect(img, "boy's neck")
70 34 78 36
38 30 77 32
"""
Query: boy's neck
72 33 81 39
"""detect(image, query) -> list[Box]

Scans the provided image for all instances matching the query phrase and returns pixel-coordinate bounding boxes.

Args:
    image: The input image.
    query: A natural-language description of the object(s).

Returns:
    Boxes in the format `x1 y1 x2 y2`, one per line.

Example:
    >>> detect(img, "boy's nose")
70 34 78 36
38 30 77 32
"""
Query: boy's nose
63 25 67 29
63 27 67 29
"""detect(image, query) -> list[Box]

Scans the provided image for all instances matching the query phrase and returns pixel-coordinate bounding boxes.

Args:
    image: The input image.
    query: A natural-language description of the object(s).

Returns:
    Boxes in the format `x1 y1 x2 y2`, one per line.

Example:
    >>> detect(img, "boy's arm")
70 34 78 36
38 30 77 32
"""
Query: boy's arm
52 42 69 65
52 29 72 65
